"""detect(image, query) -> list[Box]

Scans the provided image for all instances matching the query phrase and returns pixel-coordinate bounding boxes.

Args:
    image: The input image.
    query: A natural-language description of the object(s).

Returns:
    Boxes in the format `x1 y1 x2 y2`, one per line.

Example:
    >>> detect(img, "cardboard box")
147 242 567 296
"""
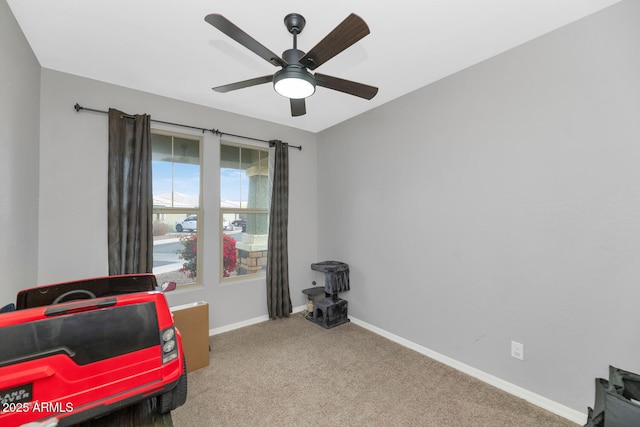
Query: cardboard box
171 301 210 373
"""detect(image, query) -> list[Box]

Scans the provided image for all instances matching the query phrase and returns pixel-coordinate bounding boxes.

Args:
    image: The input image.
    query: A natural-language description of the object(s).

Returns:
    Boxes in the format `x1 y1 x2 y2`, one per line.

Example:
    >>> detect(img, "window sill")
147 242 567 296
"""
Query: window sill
219 272 266 287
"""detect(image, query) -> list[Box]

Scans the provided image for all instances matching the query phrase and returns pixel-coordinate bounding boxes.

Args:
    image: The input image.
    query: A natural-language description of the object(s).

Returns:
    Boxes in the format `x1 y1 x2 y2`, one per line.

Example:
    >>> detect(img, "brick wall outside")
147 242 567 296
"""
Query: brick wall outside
237 249 267 275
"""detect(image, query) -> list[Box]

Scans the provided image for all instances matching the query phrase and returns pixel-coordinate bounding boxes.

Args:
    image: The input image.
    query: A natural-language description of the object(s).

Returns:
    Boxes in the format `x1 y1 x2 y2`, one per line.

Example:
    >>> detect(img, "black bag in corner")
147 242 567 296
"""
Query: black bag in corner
609 365 640 401
585 366 640 427
584 406 604 427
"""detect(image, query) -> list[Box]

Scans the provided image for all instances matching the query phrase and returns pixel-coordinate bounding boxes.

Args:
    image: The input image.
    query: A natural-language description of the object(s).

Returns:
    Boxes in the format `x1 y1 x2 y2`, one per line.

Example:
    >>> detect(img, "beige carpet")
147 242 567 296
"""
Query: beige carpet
171 313 577 427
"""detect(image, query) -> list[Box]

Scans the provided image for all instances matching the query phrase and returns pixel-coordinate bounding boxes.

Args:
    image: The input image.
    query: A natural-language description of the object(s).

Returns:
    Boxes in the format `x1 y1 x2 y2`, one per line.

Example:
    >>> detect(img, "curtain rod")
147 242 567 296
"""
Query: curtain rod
73 103 302 151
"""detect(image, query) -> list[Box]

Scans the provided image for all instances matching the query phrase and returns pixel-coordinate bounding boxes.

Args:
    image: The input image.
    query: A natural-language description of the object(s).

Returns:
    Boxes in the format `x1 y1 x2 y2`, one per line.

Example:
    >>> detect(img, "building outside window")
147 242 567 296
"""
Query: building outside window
220 142 269 281
151 131 201 287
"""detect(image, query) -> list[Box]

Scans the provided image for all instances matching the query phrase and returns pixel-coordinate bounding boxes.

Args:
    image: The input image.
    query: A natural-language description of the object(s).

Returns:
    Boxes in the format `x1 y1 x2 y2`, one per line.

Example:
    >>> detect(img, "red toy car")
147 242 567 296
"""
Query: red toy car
0 274 187 426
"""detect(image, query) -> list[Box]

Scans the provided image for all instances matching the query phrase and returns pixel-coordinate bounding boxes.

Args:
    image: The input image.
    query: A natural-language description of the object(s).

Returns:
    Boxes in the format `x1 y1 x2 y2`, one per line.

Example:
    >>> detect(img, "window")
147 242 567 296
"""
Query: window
220 142 269 281
151 131 201 287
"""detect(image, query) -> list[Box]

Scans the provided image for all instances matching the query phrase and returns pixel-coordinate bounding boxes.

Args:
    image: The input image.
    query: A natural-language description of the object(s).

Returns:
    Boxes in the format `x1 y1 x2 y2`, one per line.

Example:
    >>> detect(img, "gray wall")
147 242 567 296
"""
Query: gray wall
317 0 640 413
36 69 318 327
0 0 40 304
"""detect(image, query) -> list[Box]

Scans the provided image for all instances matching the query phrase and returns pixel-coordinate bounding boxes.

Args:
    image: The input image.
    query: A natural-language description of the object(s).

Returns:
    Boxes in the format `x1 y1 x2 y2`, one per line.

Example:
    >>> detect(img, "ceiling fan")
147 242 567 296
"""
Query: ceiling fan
205 13 378 117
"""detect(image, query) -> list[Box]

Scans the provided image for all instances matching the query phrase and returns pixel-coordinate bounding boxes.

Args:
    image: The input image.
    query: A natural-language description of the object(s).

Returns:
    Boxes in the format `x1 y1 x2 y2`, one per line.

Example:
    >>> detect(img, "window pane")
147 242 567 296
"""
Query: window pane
152 134 174 207
220 145 269 209
220 143 269 281
152 134 200 208
152 215 197 286
247 150 269 209
222 213 268 278
151 131 201 288
221 145 242 206
172 137 200 207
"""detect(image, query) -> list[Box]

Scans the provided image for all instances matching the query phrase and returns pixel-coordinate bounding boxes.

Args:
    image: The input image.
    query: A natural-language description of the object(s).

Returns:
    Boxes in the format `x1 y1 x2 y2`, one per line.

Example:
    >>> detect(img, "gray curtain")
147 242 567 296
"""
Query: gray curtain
266 140 292 319
107 108 153 275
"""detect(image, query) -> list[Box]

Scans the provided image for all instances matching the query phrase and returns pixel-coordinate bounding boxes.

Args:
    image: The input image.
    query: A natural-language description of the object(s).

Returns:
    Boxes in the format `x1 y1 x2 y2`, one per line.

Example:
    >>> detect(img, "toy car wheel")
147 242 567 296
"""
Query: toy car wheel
156 357 188 414
176 224 183 232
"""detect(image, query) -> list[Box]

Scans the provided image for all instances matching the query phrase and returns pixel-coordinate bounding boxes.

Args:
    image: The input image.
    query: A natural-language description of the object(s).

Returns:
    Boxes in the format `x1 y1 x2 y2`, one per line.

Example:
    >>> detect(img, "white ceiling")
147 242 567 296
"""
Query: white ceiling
8 0 622 133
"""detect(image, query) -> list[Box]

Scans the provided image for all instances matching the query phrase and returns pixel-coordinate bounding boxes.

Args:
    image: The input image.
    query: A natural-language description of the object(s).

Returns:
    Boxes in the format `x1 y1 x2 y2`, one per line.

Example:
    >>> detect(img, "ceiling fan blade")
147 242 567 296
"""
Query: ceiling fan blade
213 75 273 93
290 98 306 116
205 14 286 67
315 73 378 100
299 14 370 70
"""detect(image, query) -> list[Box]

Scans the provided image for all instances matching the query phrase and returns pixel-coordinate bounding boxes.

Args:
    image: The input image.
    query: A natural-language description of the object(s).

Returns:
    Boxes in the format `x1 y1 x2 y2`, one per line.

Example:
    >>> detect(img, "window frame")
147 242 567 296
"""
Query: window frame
220 140 270 283
151 128 203 288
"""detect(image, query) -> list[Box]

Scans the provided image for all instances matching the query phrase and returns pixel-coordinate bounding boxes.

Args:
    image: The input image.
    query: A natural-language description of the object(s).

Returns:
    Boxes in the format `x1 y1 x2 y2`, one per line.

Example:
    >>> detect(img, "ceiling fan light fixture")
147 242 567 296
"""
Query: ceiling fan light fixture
206 13 377 116
273 67 316 99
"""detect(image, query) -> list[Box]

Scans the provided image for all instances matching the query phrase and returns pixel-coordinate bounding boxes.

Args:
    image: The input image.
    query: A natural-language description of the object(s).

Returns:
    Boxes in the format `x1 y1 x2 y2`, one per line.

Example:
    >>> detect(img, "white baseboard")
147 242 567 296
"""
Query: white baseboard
349 316 587 425
209 304 306 336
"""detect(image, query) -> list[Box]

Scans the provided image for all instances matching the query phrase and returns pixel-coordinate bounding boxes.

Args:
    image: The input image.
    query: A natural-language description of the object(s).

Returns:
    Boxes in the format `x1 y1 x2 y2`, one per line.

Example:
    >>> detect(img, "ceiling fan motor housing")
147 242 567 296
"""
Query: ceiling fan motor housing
282 48 305 64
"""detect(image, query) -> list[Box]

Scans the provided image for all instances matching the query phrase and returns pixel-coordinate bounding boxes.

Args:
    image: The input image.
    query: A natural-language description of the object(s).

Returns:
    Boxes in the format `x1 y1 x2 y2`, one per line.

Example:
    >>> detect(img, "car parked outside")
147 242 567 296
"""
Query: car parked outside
175 215 197 232
232 218 247 232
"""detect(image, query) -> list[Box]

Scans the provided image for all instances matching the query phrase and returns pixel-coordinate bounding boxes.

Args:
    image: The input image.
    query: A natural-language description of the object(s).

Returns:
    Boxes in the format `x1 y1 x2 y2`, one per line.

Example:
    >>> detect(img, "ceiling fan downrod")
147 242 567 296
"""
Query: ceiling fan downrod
283 13 306 64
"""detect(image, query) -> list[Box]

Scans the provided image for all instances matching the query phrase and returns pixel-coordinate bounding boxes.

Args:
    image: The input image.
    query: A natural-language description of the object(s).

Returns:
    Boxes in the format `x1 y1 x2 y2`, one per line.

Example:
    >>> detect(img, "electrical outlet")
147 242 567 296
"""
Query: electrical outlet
511 341 524 360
